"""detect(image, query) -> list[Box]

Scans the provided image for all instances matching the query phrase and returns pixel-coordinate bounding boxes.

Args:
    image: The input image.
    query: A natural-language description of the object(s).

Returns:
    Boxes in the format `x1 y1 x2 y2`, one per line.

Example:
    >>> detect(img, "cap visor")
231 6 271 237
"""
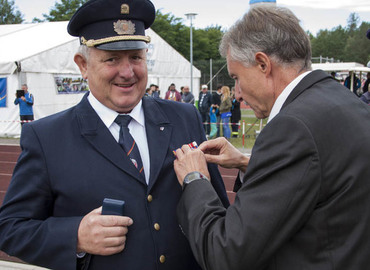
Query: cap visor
96 40 148 51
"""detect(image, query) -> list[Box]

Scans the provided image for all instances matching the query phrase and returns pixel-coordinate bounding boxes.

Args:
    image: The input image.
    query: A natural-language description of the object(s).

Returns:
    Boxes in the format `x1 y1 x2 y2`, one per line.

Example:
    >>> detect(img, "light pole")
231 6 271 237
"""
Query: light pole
185 13 197 94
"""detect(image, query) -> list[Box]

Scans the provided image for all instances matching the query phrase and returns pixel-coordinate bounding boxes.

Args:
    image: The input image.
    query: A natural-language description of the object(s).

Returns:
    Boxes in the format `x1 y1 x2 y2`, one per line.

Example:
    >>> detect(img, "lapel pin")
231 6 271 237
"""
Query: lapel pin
160 127 164 131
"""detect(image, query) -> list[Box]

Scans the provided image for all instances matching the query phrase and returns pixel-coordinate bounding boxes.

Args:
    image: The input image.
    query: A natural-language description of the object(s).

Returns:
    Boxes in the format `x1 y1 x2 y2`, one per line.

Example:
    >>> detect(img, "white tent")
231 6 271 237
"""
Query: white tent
312 62 370 92
0 21 201 137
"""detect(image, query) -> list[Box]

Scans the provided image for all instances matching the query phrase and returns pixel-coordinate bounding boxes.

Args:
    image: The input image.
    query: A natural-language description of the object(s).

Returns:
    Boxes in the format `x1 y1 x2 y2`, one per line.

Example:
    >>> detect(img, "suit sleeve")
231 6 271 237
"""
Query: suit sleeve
177 115 321 270
0 124 82 270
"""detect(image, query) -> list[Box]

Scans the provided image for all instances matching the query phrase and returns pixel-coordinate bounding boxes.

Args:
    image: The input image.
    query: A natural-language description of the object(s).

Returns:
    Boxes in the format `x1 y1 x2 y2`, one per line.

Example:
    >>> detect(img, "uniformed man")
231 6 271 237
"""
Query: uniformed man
0 0 229 269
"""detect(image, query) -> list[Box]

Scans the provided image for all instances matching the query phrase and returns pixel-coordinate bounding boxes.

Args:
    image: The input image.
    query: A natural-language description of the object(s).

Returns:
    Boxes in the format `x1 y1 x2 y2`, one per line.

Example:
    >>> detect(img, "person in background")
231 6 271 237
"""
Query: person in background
211 84 222 137
0 0 229 269
149 84 160 98
330 71 339 82
230 86 241 137
165 83 182 102
174 5 370 270
145 87 152 97
197 84 212 137
219 86 232 139
181 85 194 104
209 105 219 139
344 71 361 96
359 91 370 104
363 72 369 94
14 84 34 126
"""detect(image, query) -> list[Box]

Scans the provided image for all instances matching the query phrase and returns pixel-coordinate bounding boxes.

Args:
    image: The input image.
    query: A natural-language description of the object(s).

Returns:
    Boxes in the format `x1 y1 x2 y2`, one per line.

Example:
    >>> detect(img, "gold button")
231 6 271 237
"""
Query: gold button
154 223 160 231
147 194 153 202
159 255 166 263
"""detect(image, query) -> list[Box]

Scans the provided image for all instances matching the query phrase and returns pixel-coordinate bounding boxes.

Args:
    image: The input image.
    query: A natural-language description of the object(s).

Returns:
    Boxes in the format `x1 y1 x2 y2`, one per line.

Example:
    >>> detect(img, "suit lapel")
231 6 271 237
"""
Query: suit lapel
142 97 172 190
282 70 331 109
75 94 146 186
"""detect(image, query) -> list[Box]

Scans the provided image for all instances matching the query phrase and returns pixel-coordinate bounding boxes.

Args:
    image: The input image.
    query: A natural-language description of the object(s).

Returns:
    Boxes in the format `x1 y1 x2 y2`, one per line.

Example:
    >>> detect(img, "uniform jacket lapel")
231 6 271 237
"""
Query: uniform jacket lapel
75 93 146 186
142 97 172 190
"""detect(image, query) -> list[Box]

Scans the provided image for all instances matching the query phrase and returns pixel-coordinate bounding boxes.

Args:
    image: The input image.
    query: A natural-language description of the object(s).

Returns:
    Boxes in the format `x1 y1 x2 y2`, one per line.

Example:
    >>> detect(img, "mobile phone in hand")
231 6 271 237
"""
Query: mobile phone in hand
102 198 125 216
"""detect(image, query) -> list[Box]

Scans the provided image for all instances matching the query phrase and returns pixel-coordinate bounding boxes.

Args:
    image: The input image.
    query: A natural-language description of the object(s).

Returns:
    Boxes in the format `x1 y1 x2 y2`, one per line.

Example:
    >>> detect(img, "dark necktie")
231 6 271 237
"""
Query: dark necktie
114 115 145 178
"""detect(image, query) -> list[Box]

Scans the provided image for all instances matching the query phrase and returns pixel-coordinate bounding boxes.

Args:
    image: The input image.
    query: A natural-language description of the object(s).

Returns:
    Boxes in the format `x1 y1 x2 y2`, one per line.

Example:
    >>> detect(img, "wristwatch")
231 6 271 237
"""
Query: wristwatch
182 171 209 190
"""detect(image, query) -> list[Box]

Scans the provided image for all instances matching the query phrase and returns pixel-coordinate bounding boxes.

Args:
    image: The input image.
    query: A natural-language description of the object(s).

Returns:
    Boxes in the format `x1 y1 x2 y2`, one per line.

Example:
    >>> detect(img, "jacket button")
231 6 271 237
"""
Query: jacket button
147 194 153 202
154 223 160 231
159 255 166 263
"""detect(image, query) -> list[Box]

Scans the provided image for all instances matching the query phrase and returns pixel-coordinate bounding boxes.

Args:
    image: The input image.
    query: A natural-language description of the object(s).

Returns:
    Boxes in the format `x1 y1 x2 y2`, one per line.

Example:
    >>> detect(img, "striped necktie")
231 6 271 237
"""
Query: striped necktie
115 115 145 178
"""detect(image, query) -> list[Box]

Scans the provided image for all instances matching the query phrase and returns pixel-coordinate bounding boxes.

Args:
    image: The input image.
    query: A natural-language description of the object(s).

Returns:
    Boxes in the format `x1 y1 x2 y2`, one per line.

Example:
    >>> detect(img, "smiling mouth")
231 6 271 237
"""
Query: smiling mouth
114 83 135 88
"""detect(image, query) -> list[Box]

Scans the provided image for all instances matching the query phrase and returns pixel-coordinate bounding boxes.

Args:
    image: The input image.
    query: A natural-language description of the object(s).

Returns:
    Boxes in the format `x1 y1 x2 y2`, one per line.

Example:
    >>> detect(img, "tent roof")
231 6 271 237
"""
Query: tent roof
0 21 76 65
0 21 200 78
312 62 370 73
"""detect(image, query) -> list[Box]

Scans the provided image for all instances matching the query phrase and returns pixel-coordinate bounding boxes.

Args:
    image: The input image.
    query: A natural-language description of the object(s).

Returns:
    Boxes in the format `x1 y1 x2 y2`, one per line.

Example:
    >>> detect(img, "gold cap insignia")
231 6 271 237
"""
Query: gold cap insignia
114 20 136 35
121 4 129 14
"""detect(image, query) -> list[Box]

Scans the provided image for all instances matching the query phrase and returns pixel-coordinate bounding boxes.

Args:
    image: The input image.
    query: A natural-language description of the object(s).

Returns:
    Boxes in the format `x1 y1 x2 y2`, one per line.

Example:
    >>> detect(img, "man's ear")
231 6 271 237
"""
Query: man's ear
74 54 88 79
255 52 271 75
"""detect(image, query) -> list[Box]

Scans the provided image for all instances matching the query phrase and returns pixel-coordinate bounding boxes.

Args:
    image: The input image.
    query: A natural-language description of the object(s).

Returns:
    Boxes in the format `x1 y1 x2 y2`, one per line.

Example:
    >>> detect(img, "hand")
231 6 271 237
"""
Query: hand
77 207 133 256
199 137 250 172
21 96 26 101
174 144 210 186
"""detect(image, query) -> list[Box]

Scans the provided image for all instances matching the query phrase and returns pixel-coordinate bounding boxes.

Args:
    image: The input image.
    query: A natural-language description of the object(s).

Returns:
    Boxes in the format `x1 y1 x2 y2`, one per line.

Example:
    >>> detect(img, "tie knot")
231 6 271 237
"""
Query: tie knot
115 115 132 127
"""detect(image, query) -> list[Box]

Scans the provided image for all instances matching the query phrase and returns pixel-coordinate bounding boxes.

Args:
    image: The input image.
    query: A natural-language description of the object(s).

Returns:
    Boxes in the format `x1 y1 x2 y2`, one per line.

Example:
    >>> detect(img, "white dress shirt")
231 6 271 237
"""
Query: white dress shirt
88 94 150 184
267 71 311 123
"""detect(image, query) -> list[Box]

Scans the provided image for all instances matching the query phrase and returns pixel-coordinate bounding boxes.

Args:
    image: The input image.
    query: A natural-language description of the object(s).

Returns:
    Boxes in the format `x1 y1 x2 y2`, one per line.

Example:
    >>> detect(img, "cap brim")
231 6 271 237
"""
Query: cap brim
96 40 148 51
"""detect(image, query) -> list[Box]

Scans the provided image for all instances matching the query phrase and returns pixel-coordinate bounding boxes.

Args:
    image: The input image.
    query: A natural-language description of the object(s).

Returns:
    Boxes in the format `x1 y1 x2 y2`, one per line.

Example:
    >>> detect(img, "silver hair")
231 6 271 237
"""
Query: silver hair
77 45 90 59
219 6 312 71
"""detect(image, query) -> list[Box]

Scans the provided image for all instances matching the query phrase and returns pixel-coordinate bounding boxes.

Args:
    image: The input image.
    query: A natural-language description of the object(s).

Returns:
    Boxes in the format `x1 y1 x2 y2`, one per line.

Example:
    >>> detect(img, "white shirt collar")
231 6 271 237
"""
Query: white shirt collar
267 71 311 123
87 93 144 128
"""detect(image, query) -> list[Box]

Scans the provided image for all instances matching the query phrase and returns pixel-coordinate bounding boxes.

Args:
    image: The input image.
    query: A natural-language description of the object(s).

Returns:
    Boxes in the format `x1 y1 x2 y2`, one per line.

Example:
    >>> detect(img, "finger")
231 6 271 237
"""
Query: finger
101 215 133 227
98 237 127 256
102 225 129 238
203 153 222 165
199 138 223 153
174 148 184 159
93 206 103 215
181 143 193 153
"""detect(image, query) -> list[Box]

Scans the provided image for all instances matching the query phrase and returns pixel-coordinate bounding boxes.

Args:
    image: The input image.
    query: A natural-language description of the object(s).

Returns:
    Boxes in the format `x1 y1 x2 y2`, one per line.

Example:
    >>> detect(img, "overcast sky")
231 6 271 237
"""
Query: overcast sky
13 0 370 36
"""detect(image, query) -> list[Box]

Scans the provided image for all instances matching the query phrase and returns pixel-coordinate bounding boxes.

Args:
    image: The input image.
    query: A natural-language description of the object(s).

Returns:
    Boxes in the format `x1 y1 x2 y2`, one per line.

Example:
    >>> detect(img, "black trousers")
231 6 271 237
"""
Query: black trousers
20 115 34 126
199 111 210 135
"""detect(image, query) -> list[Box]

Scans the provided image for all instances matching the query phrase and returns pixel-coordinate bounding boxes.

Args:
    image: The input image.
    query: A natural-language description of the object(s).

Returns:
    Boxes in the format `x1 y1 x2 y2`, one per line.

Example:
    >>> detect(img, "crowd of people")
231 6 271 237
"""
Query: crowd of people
145 82 242 140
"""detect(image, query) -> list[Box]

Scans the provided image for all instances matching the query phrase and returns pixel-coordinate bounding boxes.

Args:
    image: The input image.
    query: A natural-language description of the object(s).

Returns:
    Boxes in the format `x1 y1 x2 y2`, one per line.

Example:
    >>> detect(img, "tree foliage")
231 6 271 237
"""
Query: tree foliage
0 0 23 24
310 13 370 65
42 0 87 21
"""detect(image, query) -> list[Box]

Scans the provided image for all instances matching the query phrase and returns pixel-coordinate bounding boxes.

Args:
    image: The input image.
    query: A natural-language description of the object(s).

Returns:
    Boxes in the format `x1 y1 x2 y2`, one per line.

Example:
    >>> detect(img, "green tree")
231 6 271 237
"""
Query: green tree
0 0 23 24
310 13 370 65
151 10 188 57
346 12 360 36
311 26 347 62
151 10 225 86
43 0 87 21
343 22 370 64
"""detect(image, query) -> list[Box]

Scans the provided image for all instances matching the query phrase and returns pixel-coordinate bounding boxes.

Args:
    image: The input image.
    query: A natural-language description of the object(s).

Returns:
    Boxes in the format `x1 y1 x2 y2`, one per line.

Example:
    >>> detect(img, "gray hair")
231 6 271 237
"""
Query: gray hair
77 45 90 59
219 6 312 71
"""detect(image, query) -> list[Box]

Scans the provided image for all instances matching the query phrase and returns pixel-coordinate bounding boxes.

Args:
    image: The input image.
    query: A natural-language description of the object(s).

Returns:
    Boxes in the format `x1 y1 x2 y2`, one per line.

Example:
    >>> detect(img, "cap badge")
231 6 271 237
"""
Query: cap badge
121 4 129 14
114 20 136 35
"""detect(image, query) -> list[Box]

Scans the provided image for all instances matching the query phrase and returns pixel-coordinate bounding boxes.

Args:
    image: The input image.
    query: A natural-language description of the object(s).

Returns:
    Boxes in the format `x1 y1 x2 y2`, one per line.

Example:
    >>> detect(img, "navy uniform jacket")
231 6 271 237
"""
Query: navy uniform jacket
177 70 370 270
0 93 229 270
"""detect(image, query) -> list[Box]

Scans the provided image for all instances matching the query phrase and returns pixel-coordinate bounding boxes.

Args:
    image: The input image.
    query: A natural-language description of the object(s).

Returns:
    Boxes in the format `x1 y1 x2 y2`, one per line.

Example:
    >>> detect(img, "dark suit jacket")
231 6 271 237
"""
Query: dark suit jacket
0 93 229 270
177 70 370 270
